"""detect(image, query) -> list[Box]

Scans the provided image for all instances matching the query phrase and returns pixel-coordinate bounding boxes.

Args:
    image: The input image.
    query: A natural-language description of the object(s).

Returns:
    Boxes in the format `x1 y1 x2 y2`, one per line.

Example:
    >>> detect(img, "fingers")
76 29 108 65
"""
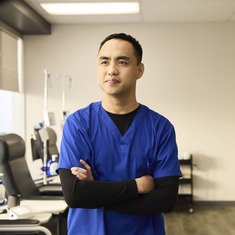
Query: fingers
71 159 94 181
71 167 87 175
76 172 88 181
71 167 87 180
80 159 91 171
70 159 90 175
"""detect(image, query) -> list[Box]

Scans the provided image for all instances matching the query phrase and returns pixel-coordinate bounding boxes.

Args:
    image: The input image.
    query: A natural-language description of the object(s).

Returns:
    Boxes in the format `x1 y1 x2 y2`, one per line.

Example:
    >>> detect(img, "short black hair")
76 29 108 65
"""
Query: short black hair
99 33 143 64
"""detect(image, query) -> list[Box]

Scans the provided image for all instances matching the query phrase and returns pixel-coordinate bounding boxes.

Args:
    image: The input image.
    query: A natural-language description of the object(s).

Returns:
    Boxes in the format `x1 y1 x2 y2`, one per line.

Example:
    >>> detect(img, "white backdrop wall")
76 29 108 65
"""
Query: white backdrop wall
24 22 235 201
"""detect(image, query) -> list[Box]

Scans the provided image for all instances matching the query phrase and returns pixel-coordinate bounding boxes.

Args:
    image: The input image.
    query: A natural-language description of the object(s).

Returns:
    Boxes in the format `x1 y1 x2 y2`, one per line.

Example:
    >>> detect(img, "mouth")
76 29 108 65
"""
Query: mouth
105 78 120 84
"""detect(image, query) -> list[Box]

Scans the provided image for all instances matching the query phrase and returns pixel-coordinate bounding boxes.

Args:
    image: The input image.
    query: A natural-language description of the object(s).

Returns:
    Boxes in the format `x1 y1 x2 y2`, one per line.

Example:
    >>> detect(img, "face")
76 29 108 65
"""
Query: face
97 39 144 99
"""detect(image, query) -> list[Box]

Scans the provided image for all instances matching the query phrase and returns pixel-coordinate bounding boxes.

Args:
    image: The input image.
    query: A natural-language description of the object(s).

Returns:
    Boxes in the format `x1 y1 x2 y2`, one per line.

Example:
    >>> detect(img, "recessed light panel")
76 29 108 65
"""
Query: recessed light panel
40 2 140 15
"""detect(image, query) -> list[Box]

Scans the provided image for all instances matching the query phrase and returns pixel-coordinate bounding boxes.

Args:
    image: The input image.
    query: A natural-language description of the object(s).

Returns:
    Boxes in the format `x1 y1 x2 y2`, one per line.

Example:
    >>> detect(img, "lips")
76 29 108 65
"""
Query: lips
106 78 120 84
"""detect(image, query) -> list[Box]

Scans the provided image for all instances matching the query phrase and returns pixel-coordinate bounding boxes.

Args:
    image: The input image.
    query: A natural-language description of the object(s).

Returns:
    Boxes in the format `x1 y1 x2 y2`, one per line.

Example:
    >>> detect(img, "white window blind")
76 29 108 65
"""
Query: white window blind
0 30 19 92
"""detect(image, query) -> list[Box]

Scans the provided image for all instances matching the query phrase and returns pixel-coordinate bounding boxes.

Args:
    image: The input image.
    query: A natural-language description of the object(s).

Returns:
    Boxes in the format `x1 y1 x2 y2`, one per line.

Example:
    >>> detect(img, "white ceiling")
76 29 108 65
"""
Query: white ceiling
24 0 235 24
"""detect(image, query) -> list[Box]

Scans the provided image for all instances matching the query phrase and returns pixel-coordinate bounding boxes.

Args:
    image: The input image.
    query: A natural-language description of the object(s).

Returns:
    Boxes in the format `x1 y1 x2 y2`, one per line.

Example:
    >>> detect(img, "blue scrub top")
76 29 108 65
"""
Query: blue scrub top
58 102 181 235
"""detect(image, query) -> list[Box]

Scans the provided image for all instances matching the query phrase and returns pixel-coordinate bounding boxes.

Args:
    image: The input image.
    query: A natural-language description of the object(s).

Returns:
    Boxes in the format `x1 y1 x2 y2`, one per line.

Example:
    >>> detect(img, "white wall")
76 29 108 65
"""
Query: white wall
24 22 235 201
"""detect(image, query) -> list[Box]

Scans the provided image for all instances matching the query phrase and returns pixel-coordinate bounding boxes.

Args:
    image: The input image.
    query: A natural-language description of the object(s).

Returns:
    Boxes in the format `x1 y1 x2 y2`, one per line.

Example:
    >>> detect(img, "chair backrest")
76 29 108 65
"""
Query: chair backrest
31 126 59 162
0 133 40 198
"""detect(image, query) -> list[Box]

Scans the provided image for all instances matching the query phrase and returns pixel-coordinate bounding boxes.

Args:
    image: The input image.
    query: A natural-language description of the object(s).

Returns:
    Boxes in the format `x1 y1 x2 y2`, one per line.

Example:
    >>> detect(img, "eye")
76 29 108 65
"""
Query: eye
100 60 108 65
118 60 128 65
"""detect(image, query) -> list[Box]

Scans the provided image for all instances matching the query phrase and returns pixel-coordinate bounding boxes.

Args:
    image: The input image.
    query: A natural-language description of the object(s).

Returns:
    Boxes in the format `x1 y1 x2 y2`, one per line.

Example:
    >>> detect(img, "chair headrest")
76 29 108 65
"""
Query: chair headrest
34 127 57 146
46 127 57 146
0 134 25 161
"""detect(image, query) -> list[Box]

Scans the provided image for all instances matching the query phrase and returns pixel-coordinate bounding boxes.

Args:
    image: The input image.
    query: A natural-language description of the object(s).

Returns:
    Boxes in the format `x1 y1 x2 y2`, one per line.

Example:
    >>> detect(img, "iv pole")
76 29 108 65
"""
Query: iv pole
62 75 66 124
40 69 50 185
43 69 49 124
61 74 71 128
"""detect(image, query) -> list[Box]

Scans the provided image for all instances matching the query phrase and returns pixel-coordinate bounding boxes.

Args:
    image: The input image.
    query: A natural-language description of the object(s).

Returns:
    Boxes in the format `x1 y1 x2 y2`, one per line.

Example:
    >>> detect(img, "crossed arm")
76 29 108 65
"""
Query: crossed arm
71 159 155 194
58 159 180 214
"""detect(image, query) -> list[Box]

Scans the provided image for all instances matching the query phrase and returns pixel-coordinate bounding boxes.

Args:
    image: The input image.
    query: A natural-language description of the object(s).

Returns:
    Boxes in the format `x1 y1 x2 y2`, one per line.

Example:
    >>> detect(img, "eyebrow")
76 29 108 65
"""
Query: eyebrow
99 56 130 61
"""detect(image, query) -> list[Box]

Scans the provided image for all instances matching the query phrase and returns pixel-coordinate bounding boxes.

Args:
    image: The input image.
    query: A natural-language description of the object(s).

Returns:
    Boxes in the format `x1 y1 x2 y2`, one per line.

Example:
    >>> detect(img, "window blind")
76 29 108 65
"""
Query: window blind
0 30 19 92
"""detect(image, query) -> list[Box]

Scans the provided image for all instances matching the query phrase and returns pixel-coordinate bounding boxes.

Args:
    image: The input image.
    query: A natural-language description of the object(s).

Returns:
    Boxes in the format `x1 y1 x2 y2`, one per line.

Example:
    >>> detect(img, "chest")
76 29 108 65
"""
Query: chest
90 123 158 181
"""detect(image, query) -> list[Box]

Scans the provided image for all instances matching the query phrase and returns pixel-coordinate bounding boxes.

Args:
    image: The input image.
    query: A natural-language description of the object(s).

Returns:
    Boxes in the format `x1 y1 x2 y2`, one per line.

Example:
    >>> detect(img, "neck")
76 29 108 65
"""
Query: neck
102 95 139 114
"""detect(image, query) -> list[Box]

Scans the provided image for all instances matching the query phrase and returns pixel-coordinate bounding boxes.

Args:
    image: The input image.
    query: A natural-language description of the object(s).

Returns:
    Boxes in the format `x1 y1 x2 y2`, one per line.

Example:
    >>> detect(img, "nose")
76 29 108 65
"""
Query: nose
107 62 118 76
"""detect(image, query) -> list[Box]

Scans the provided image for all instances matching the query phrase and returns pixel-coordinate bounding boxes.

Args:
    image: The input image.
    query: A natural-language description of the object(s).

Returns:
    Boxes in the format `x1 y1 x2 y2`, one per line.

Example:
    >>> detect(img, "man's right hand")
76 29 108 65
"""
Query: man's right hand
71 159 94 181
135 175 154 194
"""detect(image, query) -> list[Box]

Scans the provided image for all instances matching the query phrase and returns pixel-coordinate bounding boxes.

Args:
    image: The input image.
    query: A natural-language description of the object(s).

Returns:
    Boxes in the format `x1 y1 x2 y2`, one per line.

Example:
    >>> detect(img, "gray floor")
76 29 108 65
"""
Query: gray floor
164 206 235 235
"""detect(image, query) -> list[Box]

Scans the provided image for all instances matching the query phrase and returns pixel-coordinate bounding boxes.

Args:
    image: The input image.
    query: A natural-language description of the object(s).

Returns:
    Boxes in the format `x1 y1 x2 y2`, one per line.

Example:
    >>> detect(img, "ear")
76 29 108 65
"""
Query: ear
137 63 145 80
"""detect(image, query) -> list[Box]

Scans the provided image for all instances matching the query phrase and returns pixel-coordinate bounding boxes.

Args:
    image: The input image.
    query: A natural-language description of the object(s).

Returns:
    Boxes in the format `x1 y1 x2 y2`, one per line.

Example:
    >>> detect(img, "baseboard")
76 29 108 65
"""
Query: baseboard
194 201 235 207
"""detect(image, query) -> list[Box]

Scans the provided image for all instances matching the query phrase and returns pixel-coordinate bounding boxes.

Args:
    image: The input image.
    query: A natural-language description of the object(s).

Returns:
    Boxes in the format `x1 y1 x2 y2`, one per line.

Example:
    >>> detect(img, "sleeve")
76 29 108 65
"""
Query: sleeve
153 122 182 178
58 168 138 208
57 113 94 172
59 168 179 214
105 176 180 214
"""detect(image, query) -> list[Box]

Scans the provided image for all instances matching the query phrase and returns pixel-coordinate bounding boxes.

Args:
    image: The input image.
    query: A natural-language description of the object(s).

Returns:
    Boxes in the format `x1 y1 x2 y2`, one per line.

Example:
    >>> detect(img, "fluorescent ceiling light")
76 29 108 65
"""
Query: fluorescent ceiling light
40 2 140 15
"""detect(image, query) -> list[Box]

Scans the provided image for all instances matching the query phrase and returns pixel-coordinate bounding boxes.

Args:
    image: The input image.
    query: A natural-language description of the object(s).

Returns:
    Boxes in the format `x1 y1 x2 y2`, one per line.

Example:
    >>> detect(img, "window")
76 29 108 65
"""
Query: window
0 30 21 92
0 30 24 137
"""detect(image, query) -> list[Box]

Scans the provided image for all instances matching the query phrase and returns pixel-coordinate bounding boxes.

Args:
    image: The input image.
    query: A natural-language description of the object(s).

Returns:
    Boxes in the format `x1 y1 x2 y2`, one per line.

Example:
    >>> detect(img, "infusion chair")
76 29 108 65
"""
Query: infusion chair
31 125 61 183
31 124 59 162
0 133 63 198
0 133 67 235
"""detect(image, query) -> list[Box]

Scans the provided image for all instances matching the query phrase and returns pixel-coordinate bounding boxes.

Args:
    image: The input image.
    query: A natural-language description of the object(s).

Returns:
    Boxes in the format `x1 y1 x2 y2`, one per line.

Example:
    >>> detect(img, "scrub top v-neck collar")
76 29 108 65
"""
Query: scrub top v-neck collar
99 102 143 143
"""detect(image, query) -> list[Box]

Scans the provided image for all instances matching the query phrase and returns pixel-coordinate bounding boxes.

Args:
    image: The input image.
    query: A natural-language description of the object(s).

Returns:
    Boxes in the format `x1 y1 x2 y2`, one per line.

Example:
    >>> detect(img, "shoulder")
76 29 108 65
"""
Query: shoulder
69 102 101 118
139 104 176 137
140 104 173 125
64 102 101 128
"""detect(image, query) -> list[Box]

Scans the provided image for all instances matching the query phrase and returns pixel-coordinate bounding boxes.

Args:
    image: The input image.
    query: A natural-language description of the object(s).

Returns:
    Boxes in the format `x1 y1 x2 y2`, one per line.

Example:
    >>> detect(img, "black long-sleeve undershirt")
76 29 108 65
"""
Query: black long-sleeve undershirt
58 168 179 215
106 175 179 214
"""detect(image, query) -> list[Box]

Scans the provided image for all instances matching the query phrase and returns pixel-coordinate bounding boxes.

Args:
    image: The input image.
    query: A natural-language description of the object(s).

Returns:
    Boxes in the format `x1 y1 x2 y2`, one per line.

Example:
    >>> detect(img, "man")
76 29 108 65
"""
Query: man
57 33 182 235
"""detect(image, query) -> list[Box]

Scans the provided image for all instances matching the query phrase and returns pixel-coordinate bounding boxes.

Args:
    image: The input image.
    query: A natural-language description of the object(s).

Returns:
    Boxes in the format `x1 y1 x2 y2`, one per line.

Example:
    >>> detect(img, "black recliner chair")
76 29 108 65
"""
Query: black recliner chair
0 133 62 198
32 124 59 163
0 133 67 235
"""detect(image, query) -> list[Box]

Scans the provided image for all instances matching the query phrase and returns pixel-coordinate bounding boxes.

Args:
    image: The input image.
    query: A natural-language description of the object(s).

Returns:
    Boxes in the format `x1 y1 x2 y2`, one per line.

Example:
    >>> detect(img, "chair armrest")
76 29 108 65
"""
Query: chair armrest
0 219 40 226
0 223 52 235
24 195 64 200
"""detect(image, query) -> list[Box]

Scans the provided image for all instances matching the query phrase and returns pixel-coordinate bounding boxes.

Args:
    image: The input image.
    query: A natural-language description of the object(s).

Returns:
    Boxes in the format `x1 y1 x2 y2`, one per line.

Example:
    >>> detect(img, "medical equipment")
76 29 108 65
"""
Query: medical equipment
57 74 72 128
